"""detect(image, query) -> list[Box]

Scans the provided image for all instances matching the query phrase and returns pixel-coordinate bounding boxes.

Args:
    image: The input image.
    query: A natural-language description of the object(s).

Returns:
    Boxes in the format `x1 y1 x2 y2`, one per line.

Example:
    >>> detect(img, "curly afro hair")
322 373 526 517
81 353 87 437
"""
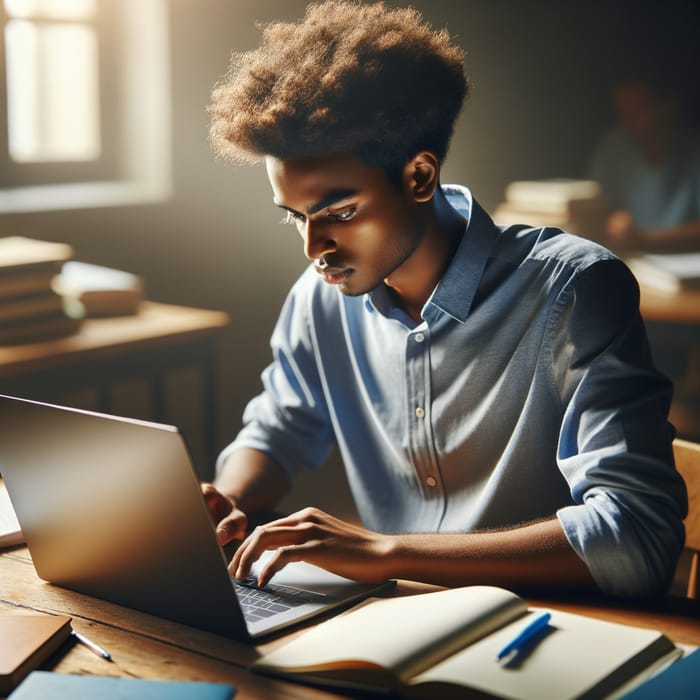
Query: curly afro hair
208 0 469 174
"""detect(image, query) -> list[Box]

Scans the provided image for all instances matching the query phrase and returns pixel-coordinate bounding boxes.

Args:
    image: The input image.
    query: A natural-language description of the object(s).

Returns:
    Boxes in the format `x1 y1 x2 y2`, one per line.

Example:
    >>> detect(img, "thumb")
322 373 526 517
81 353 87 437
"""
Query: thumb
215 509 248 546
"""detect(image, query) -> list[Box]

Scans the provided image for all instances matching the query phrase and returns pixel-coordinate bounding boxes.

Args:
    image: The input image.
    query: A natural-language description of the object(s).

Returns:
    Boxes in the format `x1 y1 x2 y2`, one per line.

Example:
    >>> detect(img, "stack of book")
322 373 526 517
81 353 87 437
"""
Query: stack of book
53 261 144 317
0 236 82 344
491 179 609 242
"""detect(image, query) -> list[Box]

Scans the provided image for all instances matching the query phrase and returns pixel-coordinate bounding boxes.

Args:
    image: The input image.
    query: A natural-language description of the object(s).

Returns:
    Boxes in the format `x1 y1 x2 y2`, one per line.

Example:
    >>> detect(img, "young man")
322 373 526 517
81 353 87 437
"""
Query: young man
205 0 687 598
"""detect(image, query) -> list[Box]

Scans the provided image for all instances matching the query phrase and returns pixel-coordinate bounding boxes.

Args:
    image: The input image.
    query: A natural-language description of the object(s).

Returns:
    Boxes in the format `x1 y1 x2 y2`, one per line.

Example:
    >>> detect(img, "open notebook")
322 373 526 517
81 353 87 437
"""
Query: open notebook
0 394 391 641
251 586 682 699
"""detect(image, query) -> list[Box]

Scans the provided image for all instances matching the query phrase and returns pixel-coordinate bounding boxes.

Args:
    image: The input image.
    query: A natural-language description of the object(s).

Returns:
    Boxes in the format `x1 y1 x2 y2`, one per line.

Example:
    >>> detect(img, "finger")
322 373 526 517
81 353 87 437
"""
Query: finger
229 526 264 577
255 508 320 530
200 483 234 523
231 523 315 579
229 508 333 578
216 510 248 546
200 482 218 513
256 542 317 587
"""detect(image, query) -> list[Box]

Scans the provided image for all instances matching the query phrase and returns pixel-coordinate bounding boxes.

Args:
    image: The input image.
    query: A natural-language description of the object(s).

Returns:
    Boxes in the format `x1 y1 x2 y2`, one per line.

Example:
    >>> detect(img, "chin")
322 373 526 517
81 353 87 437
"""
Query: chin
337 278 375 297
337 284 366 298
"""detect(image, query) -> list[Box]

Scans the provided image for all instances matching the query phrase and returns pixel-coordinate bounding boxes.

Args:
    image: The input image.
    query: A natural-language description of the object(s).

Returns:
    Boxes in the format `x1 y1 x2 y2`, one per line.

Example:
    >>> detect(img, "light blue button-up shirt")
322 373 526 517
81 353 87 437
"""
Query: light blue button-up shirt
219 185 687 597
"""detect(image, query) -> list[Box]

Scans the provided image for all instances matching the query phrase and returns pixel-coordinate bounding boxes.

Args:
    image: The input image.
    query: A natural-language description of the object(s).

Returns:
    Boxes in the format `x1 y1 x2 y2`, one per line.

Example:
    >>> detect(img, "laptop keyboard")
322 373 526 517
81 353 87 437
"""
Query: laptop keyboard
233 575 327 622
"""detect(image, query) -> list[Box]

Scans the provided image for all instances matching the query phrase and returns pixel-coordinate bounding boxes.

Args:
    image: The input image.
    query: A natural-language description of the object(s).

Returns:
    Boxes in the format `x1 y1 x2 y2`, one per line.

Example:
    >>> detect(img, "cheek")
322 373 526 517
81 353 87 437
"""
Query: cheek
352 203 417 251
348 221 396 255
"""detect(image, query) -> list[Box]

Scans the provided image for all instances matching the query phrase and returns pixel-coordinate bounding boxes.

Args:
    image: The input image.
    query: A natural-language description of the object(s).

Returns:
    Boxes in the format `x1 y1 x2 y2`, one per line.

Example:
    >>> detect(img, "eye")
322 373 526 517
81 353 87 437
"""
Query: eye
329 206 357 223
281 210 305 226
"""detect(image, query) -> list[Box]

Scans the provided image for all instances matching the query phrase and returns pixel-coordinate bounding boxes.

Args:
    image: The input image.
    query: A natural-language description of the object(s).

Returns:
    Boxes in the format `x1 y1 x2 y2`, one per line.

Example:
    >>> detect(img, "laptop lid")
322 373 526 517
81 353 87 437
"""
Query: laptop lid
0 394 390 641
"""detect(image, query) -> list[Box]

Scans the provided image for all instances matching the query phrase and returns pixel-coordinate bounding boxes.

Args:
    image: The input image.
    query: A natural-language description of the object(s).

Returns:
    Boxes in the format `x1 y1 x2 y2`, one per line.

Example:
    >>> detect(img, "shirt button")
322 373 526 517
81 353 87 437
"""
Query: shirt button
415 406 425 418
414 332 425 343
426 476 437 487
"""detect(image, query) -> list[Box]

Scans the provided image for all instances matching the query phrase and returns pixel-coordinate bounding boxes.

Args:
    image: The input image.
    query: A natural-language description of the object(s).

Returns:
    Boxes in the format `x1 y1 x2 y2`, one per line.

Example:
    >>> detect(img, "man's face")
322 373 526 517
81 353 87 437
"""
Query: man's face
265 152 424 297
613 83 672 146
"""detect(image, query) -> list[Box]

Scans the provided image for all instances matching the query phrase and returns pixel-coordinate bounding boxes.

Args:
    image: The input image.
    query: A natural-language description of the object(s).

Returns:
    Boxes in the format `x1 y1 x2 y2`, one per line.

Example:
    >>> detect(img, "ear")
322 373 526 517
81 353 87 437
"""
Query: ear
403 151 440 203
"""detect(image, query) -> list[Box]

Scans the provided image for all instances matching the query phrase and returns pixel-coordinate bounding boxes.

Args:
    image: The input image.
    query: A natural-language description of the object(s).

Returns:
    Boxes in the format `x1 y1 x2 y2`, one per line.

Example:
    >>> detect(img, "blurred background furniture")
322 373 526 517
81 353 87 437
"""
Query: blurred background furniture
673 438 700 599
639 285 700 442
0 302 229 477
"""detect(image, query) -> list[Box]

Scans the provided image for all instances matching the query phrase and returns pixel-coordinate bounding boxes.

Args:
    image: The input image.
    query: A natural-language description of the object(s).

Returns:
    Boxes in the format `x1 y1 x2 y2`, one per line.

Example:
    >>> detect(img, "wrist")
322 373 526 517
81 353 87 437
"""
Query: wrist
378 533 411 580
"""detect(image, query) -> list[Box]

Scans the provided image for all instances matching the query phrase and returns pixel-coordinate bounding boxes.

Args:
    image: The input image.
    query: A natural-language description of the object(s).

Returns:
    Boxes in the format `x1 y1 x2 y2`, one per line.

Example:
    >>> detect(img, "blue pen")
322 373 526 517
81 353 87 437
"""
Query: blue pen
496 611 552 661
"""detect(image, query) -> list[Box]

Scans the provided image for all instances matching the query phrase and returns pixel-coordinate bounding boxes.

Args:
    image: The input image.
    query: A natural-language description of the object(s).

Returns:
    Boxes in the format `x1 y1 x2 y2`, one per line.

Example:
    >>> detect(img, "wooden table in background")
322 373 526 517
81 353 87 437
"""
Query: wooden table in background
638 283 700 325
638 283 700 439
1 545 699 700
0 302 230 469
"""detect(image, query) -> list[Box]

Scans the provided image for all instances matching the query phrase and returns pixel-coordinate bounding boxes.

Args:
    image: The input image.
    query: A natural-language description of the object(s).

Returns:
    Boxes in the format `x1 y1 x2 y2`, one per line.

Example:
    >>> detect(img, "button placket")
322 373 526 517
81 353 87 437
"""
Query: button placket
405 327 442 496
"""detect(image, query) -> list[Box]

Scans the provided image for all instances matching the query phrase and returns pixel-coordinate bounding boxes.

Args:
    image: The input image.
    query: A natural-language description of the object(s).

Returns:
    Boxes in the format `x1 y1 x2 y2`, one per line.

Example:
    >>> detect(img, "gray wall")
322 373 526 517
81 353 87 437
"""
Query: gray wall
1 1 697 514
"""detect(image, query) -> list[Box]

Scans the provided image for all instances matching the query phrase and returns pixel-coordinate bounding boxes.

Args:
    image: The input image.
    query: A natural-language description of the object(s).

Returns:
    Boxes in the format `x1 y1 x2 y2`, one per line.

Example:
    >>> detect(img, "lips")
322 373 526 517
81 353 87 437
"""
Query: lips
314 264 352 285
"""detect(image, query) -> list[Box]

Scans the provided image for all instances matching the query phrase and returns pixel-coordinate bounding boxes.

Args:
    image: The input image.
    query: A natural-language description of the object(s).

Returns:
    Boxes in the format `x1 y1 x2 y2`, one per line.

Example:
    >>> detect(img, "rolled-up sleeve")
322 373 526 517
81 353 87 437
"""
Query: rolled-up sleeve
552 259 687 597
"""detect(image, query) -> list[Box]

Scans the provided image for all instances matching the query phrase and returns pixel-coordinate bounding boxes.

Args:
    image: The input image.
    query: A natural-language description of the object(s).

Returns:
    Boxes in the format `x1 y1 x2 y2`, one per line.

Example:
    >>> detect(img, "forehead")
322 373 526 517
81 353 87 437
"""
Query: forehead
264 153 391 206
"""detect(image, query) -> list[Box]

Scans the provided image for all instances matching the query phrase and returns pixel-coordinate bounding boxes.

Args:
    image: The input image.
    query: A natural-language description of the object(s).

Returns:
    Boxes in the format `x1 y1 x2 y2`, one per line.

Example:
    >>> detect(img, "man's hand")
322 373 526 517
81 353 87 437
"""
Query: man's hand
605 210 644 247
201 482 248 546
230 507 392 586
228 507 596 592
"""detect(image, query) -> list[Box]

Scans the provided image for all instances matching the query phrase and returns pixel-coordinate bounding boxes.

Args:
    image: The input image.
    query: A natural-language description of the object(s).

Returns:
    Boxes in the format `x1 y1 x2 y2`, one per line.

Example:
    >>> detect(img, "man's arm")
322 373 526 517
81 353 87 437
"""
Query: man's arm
206 451 593 592
606 209 700 251
203 448 292 544
230 507 596 592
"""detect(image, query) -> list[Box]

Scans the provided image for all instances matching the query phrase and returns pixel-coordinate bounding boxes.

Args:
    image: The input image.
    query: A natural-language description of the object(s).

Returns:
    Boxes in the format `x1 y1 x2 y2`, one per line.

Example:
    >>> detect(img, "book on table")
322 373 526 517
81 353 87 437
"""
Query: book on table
0 237 81 343
0 312 82 345
618 646 700 699
626 252 700 293
0 237 73 274
0 291 65 323
251 585 681 700
503 179 605 215
53 261 144 317
492 179 609 243
8 671 237 699
0 614 72 694
0 271 61 300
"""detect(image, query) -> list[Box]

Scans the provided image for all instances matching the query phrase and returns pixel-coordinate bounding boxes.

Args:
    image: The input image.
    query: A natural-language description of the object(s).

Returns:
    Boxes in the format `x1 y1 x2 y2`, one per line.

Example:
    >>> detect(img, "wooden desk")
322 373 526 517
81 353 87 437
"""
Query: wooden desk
2 545 699 699
638 283 700 325
0 302 230 470
637 283 700 439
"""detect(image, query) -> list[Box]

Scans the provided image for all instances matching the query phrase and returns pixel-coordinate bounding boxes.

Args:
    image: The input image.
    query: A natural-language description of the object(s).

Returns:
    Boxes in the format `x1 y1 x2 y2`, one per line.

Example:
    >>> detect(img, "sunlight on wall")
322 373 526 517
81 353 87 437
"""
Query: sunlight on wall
5 18 100 162
0 0 172 213
5 0 94 18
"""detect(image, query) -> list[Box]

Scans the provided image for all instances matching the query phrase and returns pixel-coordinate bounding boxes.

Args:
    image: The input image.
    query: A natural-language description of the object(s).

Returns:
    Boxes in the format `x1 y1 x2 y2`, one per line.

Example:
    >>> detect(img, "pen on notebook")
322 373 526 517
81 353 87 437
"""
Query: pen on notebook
496 611 551 661
71 630 112 661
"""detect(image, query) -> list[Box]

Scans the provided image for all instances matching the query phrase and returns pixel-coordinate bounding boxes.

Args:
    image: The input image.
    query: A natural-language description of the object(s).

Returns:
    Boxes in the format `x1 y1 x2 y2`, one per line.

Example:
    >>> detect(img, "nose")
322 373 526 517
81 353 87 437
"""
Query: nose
302 219 337 261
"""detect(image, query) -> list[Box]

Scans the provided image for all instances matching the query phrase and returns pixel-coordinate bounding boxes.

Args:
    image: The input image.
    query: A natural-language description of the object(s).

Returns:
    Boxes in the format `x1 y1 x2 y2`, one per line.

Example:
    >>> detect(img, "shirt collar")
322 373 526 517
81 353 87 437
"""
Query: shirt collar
423 185 499 324
365 185 499 325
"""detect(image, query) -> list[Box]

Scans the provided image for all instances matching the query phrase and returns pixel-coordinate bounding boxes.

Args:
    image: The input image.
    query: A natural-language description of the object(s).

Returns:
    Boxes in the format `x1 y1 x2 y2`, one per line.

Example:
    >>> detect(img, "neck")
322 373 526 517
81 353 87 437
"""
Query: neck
385 187 466 323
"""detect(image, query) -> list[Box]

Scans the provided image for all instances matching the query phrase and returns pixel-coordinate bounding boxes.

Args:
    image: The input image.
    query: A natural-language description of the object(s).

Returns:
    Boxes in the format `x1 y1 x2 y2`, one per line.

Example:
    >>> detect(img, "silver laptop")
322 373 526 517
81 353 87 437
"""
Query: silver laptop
0 394 392 641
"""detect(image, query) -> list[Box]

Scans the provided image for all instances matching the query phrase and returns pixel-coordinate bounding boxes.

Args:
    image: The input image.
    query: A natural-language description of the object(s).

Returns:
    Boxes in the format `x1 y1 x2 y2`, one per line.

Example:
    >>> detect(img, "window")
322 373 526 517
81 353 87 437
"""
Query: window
5 0 100 163
0 0 171 212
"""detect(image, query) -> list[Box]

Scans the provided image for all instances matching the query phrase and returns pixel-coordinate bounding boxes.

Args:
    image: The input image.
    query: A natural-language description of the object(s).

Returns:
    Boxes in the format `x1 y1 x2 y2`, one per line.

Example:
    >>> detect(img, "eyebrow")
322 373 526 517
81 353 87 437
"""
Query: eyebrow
275 189 359 216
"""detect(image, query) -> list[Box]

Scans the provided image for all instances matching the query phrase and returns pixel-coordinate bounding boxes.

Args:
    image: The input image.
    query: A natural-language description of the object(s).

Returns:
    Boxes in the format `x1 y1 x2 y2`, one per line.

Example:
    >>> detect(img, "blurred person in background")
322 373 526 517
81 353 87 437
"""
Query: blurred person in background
591 75 700 251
